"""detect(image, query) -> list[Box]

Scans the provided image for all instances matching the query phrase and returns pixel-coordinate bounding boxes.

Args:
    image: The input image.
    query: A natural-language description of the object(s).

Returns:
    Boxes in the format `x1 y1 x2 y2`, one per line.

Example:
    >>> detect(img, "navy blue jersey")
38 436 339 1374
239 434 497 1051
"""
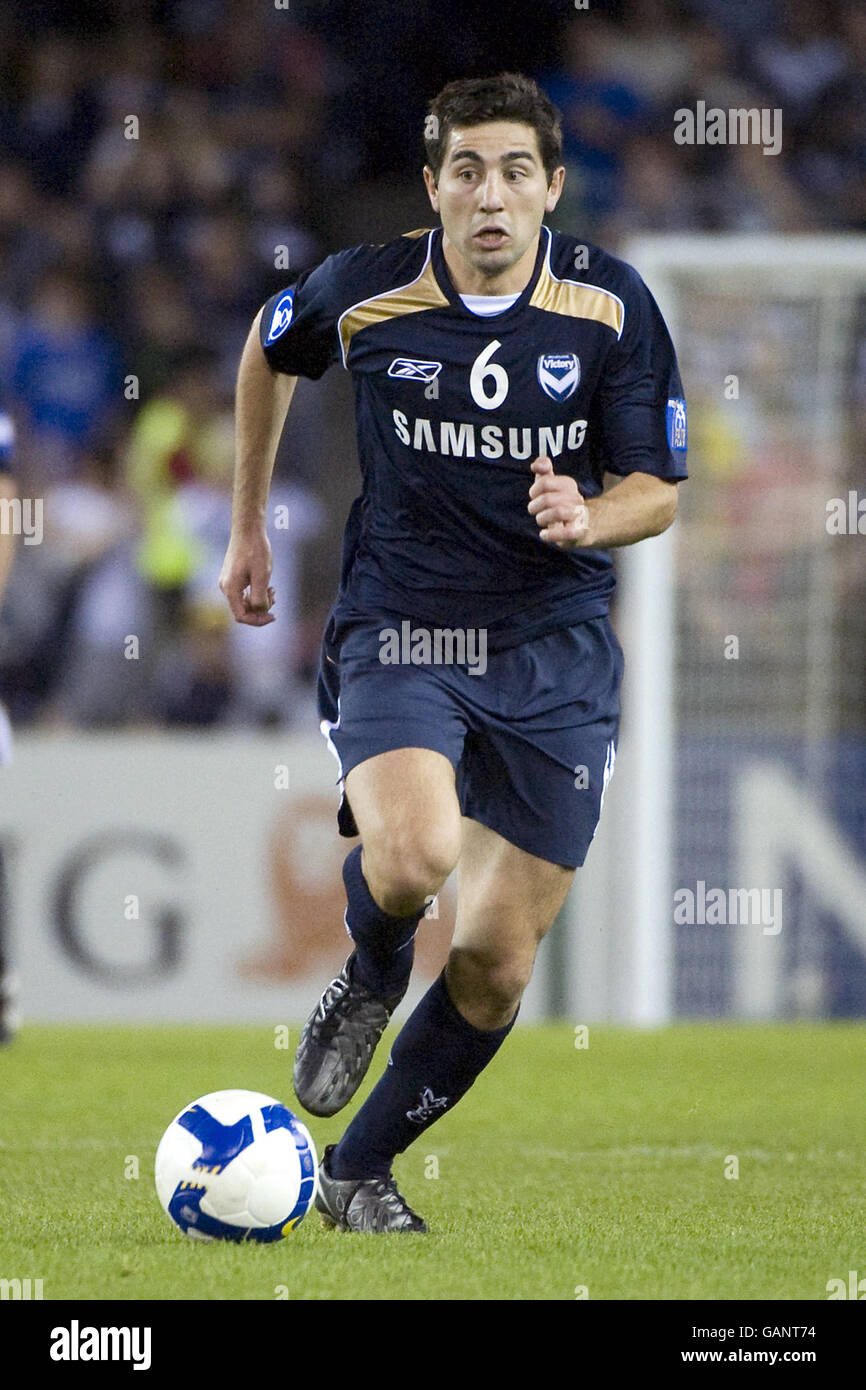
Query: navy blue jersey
260 225 687 650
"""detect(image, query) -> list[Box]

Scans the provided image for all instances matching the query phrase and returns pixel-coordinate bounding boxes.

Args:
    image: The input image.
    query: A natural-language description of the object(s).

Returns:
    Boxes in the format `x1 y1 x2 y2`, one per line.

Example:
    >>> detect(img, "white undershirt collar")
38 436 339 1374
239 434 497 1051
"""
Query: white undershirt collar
458 292 521 316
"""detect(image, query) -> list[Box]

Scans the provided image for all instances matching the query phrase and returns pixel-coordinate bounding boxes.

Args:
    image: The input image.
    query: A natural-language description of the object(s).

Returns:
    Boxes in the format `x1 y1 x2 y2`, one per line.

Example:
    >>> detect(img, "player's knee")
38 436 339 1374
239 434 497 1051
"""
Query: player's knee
480 960 534 1017
447 945 533 1023
365 831 458 917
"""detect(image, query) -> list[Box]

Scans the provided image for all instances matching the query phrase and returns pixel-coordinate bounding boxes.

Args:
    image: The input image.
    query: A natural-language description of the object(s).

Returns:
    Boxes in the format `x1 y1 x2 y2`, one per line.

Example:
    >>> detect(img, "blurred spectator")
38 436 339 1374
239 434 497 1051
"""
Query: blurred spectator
688 0 781 44
123 267 199 402
0 162 55 313
125 347 324 726
599 0 694 105
541 14 650 229
659 20 820 233
246 160 322 287
125 346 232 597
12 37 99 197
750 0 848 126
180 210 273 381
791 4 866 230
606 135 703 240
702 139 817 233
7 268 123 487
665 21 773 140
41 447 142 727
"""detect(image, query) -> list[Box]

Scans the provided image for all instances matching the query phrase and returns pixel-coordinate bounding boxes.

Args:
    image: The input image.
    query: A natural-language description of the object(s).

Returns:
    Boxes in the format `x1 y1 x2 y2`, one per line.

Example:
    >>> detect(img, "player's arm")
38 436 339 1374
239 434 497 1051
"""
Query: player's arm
528 458 677 549
219 306 298 626
0 472 16 605
530 262 688 550
221 249 351 625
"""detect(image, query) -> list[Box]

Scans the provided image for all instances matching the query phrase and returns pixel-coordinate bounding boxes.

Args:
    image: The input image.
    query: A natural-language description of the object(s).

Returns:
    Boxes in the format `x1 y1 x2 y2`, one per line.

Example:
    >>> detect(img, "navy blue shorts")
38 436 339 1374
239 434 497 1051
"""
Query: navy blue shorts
316 608 624 869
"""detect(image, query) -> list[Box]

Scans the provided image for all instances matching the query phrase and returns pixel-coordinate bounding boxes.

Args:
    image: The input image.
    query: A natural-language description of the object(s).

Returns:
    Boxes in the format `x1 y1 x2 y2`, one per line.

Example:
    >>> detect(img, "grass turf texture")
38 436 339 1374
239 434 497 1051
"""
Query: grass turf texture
0 1023 864 1301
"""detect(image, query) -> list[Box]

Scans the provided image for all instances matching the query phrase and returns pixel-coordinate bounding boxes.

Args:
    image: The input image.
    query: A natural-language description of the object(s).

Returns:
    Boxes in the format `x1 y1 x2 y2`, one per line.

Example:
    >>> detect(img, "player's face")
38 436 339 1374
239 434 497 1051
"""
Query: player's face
424 121 564 293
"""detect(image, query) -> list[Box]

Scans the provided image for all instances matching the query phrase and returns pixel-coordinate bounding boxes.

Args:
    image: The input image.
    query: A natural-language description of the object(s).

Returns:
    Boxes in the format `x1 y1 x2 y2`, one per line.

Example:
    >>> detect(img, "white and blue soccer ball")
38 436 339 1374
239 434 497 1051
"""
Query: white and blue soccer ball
155 1090 317 1242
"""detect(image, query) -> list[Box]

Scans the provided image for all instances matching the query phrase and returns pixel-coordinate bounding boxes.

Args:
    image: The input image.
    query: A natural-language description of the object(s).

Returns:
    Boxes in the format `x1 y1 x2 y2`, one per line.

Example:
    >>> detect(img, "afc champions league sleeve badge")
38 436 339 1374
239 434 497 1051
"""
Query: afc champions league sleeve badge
537 353 581 402
666 397 687 451
265 290 295 344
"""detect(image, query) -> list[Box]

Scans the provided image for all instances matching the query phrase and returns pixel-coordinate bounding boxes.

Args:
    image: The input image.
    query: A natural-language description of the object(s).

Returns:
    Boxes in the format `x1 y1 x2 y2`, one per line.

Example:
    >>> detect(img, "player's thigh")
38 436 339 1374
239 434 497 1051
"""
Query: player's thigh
345 746 463 879
450 815 574 978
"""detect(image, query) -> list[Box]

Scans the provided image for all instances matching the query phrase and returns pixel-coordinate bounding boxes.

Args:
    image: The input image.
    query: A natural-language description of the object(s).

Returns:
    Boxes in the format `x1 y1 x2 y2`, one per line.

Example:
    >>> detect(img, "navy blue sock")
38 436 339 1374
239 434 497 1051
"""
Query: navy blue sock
329 970 518 1180
342 845 422 1001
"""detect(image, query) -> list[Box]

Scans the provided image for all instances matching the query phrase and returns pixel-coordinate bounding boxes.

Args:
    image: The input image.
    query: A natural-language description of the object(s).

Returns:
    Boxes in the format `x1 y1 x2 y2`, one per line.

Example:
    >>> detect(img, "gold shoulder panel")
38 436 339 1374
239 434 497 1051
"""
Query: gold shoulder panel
529 262 624 336
339 248 449 360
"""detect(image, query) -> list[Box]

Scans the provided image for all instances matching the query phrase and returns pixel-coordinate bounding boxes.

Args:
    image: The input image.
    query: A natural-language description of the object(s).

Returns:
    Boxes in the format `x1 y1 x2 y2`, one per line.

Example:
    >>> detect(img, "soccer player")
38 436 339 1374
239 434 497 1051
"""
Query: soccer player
220 73 687 1232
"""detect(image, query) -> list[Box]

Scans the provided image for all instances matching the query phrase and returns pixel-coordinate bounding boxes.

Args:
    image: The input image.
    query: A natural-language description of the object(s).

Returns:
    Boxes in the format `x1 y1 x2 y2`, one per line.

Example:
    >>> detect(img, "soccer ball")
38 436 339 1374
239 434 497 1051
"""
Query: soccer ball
155 1089 317 1242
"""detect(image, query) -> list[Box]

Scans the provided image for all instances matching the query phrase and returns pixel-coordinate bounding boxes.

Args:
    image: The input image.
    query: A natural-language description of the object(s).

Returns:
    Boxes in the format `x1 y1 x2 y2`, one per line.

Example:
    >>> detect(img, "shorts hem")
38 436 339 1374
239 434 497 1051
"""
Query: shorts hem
459 804 591 870
333 727 462 784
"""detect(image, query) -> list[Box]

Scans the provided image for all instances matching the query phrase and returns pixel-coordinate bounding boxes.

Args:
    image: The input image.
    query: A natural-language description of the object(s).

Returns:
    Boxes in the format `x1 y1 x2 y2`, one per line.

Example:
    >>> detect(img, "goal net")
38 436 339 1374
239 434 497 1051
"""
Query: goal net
553 235 866 1023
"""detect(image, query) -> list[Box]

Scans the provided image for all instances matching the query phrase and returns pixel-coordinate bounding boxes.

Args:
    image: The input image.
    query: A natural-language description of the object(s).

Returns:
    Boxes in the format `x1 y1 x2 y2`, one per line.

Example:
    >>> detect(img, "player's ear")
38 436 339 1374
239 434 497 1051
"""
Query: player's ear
423 165 440 211
545 166 566 214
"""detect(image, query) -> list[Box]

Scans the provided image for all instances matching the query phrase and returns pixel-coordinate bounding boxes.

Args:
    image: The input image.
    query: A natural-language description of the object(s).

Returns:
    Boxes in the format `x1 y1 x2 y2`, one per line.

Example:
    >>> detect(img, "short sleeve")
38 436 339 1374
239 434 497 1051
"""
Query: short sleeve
595 269 688 482
259 254 346 381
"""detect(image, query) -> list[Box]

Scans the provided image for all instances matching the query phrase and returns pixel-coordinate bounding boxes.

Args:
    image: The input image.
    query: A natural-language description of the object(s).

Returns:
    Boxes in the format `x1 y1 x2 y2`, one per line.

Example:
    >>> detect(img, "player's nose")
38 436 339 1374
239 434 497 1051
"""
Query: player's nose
478 173 506 208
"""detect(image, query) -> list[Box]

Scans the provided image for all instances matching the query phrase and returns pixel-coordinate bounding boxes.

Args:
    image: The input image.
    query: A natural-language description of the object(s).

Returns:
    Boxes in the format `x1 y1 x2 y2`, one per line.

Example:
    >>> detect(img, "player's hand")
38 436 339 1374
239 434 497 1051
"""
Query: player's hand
528 456 592 548
219 525 276 625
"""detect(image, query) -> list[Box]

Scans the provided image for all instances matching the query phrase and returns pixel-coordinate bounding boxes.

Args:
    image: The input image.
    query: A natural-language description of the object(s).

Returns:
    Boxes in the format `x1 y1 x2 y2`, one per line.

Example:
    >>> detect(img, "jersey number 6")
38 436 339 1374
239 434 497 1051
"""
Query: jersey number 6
469 340 509 411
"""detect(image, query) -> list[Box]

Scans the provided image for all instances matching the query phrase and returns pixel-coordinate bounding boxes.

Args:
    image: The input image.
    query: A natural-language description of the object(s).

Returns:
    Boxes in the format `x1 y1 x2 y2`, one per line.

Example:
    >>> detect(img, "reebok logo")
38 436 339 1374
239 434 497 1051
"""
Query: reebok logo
387 358 443 383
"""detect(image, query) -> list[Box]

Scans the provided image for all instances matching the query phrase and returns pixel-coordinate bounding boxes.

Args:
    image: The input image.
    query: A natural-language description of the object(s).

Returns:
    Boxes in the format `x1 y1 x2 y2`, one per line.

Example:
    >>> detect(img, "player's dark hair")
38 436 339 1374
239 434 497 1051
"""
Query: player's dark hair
424 73 562 185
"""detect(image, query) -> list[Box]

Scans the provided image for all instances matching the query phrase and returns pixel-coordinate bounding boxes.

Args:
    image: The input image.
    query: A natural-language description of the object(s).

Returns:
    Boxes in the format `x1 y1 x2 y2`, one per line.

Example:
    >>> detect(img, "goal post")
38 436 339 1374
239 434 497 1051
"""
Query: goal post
549 234 866 1025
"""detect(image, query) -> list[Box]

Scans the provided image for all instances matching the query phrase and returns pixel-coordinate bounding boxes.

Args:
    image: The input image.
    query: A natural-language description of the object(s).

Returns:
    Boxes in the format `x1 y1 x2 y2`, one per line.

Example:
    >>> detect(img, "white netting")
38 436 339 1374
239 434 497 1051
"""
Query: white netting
639 238 866 1017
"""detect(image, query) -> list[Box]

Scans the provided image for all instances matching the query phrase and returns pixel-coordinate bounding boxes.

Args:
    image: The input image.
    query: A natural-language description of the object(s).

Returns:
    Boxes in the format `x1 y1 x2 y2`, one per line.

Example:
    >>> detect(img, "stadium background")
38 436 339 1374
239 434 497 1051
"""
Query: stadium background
0 0 864 1025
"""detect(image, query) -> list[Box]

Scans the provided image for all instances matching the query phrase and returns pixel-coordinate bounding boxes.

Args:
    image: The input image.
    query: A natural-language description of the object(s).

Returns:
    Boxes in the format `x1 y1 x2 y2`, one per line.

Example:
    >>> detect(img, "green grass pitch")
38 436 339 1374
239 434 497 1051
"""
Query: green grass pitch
1 1022 864 1301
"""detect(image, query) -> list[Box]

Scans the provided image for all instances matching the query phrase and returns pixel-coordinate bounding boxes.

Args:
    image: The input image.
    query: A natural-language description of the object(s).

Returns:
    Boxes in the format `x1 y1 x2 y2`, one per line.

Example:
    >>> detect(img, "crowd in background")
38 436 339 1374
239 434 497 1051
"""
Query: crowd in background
0 0 863 729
